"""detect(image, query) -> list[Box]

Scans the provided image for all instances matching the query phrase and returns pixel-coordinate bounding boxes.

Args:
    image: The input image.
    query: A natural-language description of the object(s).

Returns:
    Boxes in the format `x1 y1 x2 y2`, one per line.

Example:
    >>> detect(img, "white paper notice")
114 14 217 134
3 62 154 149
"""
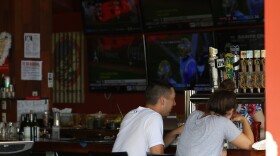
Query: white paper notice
24 33 40 58
21 60 42 80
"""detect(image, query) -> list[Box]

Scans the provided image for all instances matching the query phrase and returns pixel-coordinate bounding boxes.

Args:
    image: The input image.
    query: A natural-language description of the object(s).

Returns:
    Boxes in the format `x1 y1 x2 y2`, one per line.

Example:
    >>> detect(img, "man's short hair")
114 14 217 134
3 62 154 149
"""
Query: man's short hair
145 80 173 105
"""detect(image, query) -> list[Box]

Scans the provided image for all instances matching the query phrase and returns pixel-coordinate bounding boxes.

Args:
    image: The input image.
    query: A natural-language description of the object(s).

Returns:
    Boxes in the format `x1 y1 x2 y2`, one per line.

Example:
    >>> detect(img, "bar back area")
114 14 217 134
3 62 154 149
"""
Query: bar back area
0 0 275 155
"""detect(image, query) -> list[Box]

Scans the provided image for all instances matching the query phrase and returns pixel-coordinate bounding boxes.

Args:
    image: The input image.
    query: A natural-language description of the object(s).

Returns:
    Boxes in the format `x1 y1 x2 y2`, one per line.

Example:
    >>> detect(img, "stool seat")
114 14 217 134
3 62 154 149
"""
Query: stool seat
88 151 128 156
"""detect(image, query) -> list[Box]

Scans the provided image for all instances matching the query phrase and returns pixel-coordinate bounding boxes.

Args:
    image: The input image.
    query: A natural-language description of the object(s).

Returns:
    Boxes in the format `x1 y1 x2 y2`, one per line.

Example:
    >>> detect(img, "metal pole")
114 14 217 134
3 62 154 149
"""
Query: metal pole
184 90 196 120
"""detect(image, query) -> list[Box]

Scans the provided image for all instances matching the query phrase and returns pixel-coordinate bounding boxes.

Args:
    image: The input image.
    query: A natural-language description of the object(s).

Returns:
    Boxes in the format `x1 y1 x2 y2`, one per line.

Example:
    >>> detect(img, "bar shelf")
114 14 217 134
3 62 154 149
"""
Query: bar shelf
190 93 265 104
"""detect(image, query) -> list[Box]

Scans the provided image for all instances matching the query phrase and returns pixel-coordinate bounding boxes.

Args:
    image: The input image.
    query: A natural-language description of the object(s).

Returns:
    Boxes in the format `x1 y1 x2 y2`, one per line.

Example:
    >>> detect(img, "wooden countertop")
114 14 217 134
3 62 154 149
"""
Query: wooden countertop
165 145 265 156
33 138 114 153
227 149 265 156
32 139 265 156
30 128 265 155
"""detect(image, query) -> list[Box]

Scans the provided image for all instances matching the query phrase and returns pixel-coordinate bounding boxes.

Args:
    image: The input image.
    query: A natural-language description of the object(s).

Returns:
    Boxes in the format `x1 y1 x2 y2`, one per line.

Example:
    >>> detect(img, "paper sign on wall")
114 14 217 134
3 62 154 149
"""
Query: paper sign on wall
21 60 42 80
17 99 48 121
24 33 40 58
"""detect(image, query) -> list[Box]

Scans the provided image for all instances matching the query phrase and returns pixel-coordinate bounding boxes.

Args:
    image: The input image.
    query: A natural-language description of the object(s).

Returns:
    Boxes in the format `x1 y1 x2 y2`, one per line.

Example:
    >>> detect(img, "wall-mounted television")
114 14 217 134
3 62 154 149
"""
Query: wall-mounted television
140 0 213 32
145 31 215 92
214 27 264 53
210 0 264 26
81 0 142 34
87 34 147 92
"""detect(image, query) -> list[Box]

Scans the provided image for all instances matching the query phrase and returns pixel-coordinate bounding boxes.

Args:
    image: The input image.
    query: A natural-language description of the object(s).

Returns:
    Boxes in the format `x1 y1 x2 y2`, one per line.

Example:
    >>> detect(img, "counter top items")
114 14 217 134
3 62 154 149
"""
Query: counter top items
52 108 72 113
0 122 19 141
86 111 106 130
86 111 122 130
77 135 116 144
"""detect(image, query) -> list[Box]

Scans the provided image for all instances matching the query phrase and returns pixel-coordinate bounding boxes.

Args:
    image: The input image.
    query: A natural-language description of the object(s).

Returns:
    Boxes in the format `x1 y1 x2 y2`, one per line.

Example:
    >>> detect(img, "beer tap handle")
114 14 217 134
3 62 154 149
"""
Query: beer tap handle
209 47 219 91
246 50 254 93
253 50 261 93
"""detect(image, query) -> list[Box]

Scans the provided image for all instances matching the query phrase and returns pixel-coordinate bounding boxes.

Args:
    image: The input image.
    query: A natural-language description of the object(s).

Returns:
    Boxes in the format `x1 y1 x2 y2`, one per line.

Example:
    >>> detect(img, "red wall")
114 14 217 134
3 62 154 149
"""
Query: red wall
52 12 186 115
266 0 280 152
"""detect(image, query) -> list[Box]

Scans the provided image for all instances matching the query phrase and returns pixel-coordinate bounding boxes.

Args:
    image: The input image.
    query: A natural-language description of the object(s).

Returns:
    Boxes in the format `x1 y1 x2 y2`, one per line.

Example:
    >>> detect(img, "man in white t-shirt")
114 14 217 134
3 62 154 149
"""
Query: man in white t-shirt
112 80 176 156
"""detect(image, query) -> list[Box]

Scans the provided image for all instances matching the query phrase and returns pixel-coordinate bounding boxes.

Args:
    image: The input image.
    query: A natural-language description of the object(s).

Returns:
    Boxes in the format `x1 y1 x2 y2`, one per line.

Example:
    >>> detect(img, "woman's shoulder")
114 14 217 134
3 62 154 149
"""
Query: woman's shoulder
191 110 204 116
207 114 231 124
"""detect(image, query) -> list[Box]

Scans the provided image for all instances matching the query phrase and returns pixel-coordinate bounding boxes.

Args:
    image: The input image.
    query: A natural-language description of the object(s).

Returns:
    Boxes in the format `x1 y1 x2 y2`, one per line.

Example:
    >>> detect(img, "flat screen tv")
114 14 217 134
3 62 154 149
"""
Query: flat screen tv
81 0 142 34
214 27 264 53
140 0 213 32
210 0 264 26
145 31 215 92
87 34 147 92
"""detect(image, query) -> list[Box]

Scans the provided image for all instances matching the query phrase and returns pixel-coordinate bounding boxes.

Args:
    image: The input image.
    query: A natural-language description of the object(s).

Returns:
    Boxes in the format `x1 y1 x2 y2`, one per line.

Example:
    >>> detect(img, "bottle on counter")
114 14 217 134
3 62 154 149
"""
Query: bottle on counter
32 114 40 140
19 114 26 137
252 121 261 142
52 112 60 140
43 111 49 128
0 74 5 89
23 114 31 141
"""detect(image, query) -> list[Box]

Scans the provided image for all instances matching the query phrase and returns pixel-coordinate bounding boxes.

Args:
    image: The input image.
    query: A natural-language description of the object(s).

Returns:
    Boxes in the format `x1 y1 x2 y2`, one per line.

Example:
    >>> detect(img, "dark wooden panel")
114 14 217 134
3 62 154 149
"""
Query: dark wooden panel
0 0 53 121
11 0 52 99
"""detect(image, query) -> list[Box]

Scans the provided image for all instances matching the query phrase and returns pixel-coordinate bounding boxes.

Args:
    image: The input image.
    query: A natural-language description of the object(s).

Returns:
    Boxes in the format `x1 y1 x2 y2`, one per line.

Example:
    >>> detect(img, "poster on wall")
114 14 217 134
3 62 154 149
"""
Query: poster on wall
21 60 42 81
52 32 84 103
24 33 41 58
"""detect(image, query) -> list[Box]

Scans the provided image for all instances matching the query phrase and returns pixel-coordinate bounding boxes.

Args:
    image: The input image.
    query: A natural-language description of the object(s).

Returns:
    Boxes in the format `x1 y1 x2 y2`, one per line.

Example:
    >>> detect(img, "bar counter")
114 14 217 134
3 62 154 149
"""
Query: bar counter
32 138 265 156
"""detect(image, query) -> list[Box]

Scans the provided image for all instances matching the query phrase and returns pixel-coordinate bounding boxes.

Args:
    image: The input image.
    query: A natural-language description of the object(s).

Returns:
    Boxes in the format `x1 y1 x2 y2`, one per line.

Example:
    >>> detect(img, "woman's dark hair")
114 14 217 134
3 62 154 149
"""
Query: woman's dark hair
206 90 237 116
145 80 173 105
218 79 235 92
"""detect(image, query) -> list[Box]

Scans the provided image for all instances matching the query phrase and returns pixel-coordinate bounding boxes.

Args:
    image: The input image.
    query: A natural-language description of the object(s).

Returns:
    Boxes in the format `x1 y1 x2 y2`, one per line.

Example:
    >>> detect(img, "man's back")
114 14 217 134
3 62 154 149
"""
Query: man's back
112 106 164 156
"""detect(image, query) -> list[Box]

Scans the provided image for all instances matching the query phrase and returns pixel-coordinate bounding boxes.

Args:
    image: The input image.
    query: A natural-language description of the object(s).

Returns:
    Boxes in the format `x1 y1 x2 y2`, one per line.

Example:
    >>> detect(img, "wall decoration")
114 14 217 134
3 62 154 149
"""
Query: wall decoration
52 32 84 103
0 32 11 66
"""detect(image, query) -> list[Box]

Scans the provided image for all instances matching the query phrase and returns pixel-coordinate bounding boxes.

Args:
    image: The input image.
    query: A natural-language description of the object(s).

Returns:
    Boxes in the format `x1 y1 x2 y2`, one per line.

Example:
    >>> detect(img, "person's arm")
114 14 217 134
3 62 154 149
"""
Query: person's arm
150 144 165 154
231 114 254 149
252 110 265 140
164 125 184 147
221 148 227 156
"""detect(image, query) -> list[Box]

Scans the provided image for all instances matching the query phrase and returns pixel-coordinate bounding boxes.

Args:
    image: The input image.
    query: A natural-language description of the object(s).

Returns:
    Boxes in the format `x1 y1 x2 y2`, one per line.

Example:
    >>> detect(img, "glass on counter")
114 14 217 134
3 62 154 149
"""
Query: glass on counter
0 122 19 141
252 121 261 142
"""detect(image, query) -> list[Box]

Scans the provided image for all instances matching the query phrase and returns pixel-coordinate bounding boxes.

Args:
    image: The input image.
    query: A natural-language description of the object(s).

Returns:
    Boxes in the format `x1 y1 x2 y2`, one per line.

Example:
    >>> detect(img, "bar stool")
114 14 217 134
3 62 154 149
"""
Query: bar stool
88 151 128 156
146 153 174 156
